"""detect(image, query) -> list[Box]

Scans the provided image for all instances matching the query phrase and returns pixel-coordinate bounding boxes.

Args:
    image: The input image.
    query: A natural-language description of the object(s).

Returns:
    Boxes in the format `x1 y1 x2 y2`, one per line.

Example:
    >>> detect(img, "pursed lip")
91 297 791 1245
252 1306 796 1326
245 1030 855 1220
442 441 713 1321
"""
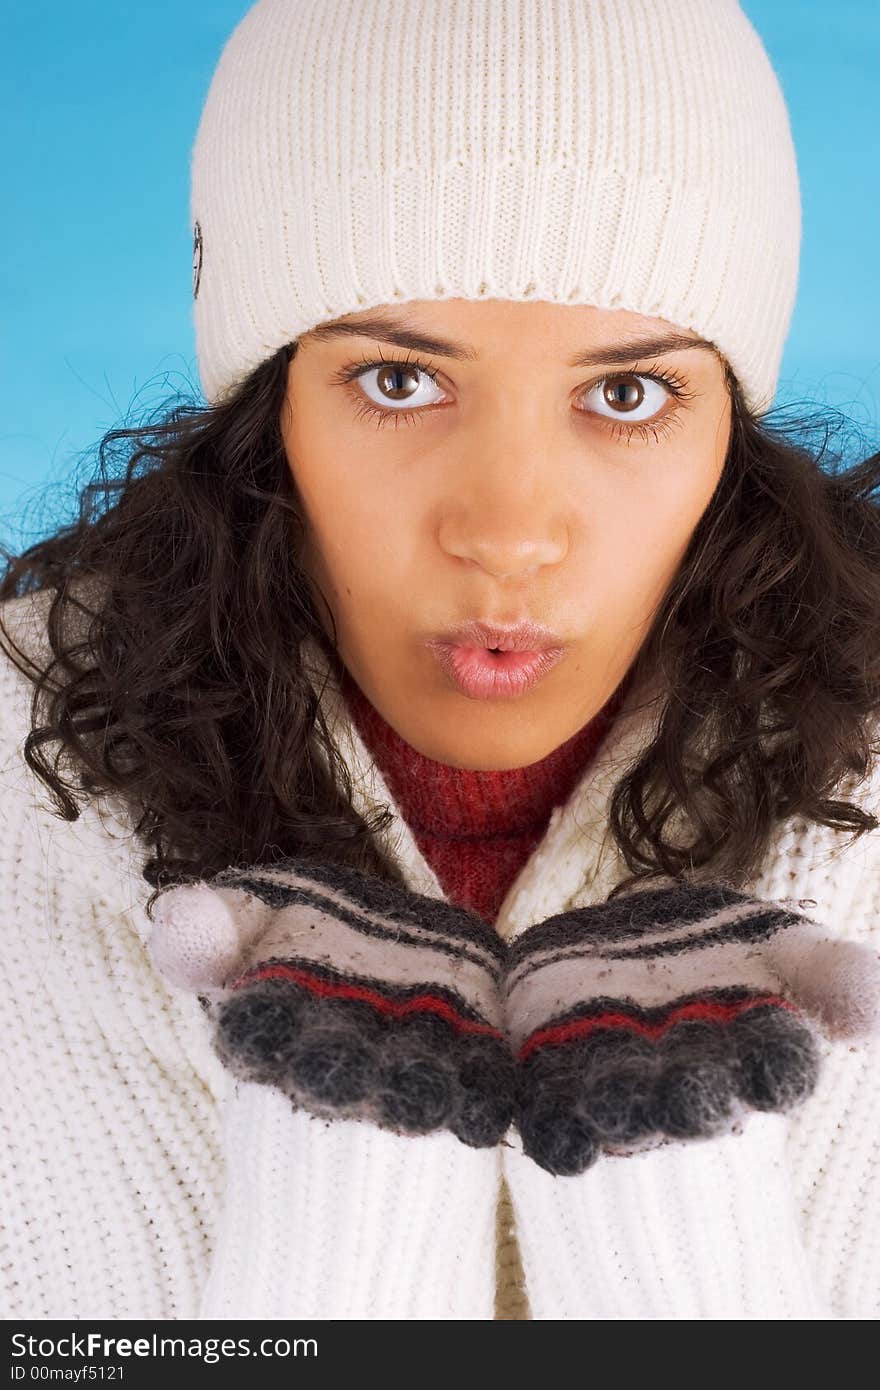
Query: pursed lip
425 618 567 653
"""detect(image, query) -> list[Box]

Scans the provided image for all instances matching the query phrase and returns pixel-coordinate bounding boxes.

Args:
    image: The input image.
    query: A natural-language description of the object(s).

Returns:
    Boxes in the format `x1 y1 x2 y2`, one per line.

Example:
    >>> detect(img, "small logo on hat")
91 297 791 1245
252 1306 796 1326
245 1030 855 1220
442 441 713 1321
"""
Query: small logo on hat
192 221 203 300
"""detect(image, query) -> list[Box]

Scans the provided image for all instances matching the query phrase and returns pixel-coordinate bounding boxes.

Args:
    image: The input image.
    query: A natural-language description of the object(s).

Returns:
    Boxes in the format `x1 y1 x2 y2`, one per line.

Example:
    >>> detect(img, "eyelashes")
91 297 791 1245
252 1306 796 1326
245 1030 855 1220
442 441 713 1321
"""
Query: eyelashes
329 348 696 446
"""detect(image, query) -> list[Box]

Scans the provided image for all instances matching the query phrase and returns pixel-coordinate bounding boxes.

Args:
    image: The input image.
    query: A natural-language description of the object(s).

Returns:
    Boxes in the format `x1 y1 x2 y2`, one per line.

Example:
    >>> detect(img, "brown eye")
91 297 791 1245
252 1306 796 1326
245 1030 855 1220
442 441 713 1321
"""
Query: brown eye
580 371 671 426
602 375 646 412
333 355 447 429
374 363 423 402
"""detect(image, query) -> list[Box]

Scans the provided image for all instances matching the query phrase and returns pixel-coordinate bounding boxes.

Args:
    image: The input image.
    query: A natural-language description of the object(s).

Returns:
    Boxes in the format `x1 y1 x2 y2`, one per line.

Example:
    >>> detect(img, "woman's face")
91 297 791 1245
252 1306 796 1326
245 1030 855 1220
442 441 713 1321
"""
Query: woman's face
280 298 732 770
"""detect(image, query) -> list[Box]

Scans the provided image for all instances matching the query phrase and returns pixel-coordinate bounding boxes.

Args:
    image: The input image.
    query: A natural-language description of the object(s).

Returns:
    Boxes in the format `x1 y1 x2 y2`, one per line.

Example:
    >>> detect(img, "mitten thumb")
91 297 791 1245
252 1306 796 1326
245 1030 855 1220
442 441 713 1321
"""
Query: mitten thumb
764 915 880 1041
149 882 261 992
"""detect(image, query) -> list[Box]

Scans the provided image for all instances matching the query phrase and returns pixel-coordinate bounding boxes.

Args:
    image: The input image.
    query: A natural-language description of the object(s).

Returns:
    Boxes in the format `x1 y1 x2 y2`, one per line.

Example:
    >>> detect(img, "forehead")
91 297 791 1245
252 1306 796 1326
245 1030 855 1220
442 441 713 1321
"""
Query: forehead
311 297 689 338
300 298 720 370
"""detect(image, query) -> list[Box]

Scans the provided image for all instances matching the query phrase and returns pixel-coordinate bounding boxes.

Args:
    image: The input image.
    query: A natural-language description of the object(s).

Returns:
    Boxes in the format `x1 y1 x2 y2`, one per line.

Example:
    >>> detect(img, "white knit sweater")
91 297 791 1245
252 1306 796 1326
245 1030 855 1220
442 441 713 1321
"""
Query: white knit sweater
1 586 878 1320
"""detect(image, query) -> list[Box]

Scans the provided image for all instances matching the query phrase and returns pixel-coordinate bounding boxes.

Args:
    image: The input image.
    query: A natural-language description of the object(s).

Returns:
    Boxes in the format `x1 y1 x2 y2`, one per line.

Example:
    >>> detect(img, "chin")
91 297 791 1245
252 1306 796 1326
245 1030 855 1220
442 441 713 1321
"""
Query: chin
420 724 552 771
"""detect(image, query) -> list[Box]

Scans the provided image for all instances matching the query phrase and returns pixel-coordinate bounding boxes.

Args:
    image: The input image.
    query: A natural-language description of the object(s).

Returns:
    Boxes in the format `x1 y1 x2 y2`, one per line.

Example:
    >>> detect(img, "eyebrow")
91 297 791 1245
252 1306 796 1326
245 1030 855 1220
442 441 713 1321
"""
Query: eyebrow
301 311 721 369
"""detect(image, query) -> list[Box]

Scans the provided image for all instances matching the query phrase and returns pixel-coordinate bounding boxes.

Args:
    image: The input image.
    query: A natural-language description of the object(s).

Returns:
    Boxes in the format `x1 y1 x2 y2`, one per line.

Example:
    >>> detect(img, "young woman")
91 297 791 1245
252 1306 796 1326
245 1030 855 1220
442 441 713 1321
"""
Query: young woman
2 0 879 1321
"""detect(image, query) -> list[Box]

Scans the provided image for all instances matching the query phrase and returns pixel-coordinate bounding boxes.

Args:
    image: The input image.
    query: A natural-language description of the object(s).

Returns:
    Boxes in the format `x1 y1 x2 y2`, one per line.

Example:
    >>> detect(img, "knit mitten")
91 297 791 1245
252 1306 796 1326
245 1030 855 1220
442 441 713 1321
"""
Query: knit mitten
148 857 514 1148
503 875 880 1175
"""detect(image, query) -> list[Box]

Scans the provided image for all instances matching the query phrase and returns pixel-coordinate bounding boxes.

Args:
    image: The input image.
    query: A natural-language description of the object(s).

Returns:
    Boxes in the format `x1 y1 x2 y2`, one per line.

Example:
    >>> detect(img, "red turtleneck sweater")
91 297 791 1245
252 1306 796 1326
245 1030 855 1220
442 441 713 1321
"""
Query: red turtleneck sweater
340 667 628 927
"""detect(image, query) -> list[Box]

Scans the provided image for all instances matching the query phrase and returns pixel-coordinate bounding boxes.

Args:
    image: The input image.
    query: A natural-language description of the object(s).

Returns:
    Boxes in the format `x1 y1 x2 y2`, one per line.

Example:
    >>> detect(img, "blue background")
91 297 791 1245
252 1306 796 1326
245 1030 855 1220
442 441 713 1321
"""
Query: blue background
2 1 878 552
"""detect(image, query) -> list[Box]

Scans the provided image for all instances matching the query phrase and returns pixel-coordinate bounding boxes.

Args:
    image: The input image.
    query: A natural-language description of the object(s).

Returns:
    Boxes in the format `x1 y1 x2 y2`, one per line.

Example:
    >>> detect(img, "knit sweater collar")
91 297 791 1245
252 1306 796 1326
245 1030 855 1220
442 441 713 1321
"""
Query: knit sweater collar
338 664 631 842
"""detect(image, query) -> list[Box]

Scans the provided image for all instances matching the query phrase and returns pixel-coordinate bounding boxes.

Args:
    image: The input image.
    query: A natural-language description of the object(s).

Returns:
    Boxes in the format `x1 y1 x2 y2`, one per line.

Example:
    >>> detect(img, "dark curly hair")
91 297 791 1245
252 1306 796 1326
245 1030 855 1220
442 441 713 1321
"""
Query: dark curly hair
1 342 879 917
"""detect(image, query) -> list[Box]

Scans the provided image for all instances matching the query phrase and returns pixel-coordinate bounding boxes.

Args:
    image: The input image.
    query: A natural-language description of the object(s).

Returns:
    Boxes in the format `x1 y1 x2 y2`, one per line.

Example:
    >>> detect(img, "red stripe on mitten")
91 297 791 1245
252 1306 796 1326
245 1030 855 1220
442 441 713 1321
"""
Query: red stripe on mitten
149 857 515 1148
504 876 880 1175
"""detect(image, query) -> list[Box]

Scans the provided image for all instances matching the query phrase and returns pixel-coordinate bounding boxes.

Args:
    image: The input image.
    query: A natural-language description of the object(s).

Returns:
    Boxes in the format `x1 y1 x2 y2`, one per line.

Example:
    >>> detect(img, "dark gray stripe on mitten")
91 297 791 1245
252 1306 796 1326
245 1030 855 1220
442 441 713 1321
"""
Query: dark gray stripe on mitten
503 881 832 1176
152 857 514 1148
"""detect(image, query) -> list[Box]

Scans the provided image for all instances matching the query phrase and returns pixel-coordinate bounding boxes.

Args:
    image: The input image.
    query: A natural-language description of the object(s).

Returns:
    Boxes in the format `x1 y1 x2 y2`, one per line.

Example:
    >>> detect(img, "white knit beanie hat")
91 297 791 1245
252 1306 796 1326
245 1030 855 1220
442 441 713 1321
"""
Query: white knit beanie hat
190 0 801 417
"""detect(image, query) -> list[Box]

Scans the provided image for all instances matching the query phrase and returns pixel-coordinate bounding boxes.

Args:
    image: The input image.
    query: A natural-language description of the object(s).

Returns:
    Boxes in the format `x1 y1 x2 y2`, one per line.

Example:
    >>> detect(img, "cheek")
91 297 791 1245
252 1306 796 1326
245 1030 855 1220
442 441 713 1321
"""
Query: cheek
285 430 381 580
584 463 719 601
296 475 413 616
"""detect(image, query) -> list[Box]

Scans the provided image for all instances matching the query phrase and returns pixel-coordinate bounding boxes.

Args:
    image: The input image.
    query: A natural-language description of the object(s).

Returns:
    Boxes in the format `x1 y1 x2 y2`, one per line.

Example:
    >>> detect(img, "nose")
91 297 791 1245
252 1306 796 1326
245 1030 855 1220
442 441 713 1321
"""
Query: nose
437 433 570 579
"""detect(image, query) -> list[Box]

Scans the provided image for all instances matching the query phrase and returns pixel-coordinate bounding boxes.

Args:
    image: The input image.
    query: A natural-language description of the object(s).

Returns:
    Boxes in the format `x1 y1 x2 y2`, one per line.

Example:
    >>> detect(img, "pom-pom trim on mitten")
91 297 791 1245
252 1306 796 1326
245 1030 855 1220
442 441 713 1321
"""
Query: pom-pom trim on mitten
197 859 516 1148
504 880 827 1175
